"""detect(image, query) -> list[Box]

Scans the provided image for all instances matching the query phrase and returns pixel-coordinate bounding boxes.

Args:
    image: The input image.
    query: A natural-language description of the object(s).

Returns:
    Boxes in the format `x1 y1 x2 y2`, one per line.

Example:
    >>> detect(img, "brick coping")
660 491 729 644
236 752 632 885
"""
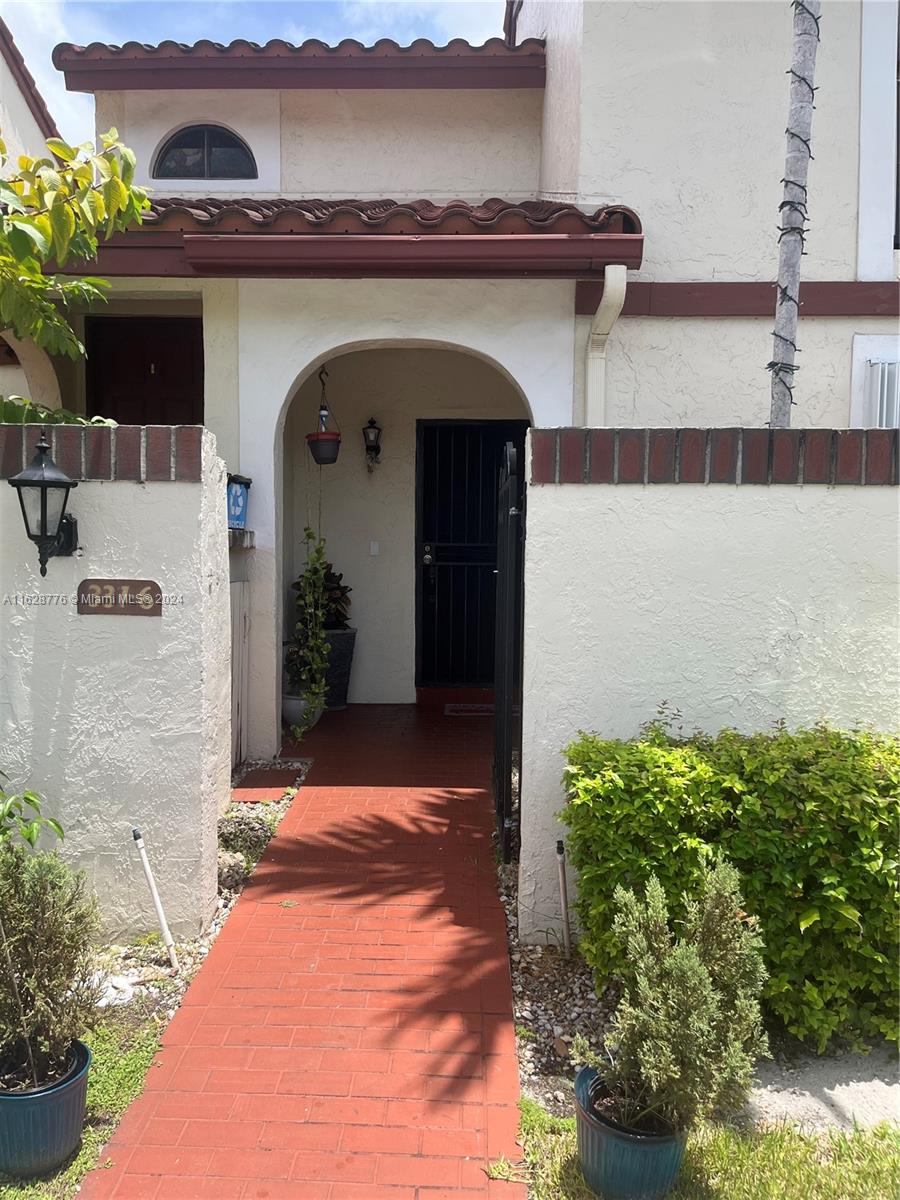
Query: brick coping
531 428 899 486
0 424 202 482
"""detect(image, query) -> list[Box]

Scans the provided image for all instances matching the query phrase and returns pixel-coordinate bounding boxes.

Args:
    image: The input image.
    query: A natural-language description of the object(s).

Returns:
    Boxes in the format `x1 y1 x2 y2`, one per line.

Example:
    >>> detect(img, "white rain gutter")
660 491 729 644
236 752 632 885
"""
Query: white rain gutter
584 264 628 425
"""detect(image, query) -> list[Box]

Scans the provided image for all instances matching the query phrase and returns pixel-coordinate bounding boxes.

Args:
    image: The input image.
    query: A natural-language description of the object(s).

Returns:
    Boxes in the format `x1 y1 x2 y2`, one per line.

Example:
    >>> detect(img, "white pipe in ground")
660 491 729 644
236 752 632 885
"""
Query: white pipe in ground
132 828 179 971
556 839 572 956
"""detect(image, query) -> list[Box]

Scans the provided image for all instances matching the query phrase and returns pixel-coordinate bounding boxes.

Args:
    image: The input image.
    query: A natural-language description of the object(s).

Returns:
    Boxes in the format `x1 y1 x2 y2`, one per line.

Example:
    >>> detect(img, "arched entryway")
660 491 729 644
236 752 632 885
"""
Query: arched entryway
280 344 531 716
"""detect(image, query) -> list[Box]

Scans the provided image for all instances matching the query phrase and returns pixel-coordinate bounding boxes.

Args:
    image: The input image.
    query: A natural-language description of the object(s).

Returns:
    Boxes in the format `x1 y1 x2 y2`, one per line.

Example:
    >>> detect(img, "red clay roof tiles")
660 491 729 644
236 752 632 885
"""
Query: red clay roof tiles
143 197 641 236
53 37 546 91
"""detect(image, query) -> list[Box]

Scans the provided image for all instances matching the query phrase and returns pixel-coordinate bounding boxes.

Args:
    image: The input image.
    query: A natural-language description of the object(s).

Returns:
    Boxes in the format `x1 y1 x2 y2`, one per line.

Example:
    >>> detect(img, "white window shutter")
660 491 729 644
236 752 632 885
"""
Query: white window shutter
863 360 900 427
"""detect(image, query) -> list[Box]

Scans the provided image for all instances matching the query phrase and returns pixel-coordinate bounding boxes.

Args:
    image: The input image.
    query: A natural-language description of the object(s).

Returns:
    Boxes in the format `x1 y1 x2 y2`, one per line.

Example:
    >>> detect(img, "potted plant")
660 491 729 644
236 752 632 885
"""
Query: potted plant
572 858 768 1200
306 366 341 466
0 791 101 1178
282 527 330 736
321 563 355 709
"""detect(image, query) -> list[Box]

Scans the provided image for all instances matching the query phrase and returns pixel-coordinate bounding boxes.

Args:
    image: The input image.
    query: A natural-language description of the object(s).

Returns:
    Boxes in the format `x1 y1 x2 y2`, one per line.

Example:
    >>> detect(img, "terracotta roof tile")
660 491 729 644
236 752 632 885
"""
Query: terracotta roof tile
52 37 545 92
143 197 641 236
53 36 543 62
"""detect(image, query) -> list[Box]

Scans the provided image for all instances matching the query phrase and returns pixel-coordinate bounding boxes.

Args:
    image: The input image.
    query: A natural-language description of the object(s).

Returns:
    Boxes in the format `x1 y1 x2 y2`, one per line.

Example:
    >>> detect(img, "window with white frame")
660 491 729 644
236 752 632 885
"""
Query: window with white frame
857 0 899 278
851 335 900 427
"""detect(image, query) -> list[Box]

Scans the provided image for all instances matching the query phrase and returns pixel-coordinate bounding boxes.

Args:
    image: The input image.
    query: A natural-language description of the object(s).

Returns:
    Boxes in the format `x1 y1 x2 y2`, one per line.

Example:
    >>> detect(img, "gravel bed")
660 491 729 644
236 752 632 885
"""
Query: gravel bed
94 762 306 1015
497 861 614 1118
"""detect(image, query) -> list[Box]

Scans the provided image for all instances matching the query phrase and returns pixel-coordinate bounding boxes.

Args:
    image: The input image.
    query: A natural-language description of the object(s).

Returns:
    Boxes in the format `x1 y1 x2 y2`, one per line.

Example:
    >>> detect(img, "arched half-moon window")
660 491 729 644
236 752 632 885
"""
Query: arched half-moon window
153 125 257 180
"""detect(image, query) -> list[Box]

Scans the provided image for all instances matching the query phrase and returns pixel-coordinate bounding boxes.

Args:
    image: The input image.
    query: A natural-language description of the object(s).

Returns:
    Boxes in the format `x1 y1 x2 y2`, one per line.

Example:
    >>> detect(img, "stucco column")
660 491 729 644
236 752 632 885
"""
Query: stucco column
202 280 240 469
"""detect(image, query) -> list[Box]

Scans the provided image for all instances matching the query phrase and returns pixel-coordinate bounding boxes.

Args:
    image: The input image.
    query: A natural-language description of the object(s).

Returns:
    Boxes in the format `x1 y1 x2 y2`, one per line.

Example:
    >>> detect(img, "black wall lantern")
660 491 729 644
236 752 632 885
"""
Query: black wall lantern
8 430 79 576
306 366 341 466
363 418 382 472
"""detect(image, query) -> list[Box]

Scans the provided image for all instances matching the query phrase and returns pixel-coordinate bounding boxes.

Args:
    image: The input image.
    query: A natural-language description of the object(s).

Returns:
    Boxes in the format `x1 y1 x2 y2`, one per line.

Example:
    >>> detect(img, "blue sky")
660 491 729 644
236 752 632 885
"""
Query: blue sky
3 0 507 144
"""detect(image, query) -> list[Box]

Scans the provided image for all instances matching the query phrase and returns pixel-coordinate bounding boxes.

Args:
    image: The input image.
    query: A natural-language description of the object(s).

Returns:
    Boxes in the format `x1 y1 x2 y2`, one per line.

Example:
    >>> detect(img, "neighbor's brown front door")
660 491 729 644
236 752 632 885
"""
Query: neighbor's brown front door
85 316 204 425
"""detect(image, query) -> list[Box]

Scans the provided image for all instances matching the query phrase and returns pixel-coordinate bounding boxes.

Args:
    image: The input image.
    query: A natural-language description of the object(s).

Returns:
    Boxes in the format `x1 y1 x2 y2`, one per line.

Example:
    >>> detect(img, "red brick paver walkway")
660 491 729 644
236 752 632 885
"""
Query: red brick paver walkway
82 707 525 1200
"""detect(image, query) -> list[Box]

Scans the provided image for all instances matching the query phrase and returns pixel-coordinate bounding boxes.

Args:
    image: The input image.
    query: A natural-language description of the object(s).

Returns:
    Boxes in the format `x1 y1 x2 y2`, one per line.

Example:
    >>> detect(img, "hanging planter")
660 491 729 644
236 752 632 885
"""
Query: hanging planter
306 431 341 465
306 366 341 466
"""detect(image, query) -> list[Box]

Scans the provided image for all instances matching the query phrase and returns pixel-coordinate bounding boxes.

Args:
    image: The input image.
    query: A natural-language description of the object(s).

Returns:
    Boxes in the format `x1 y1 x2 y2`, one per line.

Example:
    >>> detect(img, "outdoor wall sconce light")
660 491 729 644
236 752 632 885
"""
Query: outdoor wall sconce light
8 429 78 576
363 418 382 472
306 366 341 466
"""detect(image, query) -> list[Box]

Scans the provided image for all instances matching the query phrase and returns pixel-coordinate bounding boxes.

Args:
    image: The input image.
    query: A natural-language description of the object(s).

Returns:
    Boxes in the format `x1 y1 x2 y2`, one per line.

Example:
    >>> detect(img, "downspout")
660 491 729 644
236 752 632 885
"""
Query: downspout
584 264 628 425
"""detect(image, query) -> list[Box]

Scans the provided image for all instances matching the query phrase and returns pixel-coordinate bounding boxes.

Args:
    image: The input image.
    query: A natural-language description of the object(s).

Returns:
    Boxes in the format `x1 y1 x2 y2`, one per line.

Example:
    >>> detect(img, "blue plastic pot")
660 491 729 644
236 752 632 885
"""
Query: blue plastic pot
0 1041 91 1178
574 1066 685 1200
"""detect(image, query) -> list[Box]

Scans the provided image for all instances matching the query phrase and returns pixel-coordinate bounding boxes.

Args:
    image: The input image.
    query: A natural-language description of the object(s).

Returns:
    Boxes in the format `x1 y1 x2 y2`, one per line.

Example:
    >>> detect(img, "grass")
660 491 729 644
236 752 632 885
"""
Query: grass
0 1000 161 1200
518 1097 900 1200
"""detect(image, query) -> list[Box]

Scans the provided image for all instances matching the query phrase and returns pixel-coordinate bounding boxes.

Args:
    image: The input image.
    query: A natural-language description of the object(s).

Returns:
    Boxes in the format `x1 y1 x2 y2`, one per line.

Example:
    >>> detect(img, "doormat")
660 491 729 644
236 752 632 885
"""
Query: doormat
444 703 494 716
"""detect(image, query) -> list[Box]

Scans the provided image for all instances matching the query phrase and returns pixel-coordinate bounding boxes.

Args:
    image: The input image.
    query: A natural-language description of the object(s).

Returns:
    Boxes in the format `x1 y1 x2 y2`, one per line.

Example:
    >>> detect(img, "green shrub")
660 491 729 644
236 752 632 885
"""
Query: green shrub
562 721 900 1049
0 844 102 1089
574 859 767 1132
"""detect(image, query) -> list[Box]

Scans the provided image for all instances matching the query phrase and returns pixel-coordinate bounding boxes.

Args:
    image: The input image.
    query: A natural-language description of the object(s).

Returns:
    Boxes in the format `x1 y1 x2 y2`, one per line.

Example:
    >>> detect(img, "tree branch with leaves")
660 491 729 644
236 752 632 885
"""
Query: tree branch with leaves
0 127 149 361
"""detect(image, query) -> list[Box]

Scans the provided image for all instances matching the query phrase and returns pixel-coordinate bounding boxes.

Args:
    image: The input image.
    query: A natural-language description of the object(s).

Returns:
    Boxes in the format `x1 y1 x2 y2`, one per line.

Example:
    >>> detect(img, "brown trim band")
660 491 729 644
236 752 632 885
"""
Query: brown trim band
0 17 59 140
0 424 202 482
182 233 644 276
67 230 644 278
531 428 899 486
575 280 900 318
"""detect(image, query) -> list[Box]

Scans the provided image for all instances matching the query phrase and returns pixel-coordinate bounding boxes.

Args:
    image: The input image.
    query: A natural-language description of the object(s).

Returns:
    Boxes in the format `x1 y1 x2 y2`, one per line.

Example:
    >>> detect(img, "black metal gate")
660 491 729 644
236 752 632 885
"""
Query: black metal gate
492 442 524 862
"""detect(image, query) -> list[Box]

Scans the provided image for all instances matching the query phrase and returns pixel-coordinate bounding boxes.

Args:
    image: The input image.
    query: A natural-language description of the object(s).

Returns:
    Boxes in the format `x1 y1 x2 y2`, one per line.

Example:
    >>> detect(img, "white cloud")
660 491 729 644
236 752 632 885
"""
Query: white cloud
339 1 505 46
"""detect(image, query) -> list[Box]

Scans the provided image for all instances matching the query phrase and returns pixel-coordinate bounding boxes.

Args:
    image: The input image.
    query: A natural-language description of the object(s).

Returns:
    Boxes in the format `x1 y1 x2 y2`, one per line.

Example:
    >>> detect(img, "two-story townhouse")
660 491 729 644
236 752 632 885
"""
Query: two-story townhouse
2 1 897 941
39 1 897 769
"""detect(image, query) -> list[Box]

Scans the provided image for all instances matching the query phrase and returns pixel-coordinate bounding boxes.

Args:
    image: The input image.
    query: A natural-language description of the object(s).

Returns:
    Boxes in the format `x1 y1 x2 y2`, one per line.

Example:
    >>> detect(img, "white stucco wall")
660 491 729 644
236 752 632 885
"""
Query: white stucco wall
96 87 541 201
517 0 583 201
281 89 541 200
521 0 864 281
0 429 230 936
234 277 574 756
0 329 61 410
518 476 900 940
581 0 861 280
0 364 28 399
601 315 900 427
284 348 528 704
0 45 47 162
95 90 282 193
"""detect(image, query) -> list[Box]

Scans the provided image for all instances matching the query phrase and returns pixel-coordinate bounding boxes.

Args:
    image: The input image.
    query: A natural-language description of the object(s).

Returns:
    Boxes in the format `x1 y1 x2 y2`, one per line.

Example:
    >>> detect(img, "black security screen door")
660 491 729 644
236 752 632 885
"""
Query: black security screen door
416 420 528 687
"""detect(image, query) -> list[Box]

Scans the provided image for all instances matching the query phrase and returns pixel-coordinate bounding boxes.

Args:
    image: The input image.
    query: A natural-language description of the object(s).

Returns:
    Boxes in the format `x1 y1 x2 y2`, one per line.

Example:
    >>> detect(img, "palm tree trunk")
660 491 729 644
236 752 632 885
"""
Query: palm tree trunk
769 0 822 428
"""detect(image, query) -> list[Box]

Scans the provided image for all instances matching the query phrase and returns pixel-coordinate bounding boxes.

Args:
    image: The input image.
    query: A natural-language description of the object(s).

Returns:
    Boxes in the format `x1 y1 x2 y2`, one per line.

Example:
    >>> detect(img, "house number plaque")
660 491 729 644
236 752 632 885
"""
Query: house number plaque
77 579 163 617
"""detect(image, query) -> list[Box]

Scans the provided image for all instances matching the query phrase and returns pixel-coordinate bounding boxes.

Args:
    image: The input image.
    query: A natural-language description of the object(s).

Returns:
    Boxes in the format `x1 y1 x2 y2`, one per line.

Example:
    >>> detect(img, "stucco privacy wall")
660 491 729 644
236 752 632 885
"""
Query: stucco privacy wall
518 437 900 941
284 348 528 704
236 277 574 756
0 426 230 937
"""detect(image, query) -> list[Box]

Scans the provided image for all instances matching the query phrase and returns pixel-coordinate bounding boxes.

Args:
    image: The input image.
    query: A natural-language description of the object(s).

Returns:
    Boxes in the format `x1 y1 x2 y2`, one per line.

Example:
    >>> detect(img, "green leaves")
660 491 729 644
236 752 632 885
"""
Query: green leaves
0 394 116 425
561 721 900 1050
285 528 332 739
0 125 149 357
0 779 64 848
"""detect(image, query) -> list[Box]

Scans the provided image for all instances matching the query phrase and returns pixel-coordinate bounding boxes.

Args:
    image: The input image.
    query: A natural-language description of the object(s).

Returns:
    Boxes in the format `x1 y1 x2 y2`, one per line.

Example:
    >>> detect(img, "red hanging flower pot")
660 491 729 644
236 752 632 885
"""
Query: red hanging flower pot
306 430 341 465
306 365 341 465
